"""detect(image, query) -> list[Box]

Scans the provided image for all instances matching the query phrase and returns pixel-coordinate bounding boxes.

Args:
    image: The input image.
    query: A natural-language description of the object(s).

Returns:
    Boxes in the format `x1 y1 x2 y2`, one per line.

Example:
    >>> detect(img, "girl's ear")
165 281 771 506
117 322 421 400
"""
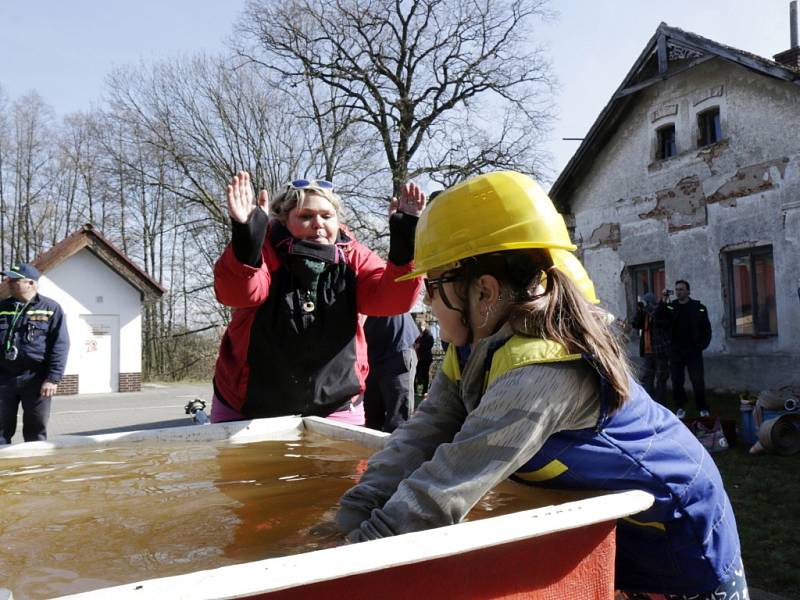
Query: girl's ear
475 274 502 303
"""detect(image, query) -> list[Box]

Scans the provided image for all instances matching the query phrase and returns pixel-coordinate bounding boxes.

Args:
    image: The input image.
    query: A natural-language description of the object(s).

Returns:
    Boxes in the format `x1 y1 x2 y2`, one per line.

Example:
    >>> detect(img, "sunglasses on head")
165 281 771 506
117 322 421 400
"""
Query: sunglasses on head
288 179 334 191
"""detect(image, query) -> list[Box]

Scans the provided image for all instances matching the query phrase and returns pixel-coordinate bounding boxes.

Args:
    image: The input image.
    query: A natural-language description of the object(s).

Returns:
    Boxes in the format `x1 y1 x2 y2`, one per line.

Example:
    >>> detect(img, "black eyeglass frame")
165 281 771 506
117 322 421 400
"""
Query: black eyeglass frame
424 272 463 310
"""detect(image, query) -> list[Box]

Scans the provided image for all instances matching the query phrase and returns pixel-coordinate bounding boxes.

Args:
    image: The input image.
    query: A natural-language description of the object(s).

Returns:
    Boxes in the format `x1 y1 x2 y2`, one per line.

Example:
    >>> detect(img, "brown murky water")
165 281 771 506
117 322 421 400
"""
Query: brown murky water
0 433 588 600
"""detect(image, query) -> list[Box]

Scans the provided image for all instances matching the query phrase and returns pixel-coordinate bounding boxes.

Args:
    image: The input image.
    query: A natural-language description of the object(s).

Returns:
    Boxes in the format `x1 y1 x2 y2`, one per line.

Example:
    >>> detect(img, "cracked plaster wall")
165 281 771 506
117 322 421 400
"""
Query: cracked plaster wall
567 59 800 390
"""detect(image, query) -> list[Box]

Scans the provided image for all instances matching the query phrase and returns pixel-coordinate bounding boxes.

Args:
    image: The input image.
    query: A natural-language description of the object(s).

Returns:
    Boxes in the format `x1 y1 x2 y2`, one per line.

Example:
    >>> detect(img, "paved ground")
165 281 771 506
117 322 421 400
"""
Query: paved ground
7 382 213 443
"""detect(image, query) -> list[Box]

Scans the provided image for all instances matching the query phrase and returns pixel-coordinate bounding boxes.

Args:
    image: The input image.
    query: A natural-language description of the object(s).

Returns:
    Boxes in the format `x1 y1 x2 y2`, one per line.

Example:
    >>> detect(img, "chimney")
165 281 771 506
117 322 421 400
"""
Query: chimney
773 1 800 68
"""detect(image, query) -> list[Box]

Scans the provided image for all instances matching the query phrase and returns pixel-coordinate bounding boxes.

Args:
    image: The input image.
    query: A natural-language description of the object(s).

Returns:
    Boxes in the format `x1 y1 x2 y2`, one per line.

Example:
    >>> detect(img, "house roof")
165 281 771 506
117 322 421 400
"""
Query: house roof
33 224 166 301
549 22 800 212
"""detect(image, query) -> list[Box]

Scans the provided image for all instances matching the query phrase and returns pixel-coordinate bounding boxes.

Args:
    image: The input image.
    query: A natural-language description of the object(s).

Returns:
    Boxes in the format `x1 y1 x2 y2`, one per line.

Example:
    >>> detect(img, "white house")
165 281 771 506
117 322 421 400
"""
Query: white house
31 224 165 394
549 20 800 391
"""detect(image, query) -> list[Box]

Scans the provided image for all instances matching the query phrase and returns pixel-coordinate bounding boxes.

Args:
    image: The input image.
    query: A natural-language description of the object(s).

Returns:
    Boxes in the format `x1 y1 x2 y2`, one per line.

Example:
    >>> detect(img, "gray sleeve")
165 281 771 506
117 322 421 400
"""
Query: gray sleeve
335 368 467 532
345 362 599 542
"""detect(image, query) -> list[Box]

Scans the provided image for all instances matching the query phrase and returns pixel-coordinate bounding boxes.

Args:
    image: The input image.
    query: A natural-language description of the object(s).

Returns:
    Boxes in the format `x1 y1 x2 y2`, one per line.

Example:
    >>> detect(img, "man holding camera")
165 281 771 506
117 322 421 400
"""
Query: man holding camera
0 263 69 443
657 280 712 418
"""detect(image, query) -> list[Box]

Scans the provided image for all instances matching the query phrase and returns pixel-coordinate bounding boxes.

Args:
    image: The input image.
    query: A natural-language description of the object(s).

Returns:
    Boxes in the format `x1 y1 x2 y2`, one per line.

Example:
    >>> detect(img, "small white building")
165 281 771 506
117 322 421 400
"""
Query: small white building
32 224 165 394
550 22 800 391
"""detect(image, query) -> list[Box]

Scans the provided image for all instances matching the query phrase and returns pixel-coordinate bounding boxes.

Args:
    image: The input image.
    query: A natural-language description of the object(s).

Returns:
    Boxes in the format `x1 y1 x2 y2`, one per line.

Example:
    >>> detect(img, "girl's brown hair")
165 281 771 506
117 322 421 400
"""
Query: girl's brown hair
456 250 632 409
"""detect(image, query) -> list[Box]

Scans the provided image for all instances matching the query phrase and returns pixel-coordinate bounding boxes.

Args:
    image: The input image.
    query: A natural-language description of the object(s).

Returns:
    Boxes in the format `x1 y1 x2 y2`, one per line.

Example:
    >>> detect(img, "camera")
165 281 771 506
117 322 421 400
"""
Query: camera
662 289 673 296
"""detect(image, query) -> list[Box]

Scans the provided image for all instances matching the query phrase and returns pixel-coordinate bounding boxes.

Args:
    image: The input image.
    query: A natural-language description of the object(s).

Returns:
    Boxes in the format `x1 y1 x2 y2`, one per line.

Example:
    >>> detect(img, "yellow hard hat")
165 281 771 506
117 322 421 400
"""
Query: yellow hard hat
549 249 600 304
398 171 576 281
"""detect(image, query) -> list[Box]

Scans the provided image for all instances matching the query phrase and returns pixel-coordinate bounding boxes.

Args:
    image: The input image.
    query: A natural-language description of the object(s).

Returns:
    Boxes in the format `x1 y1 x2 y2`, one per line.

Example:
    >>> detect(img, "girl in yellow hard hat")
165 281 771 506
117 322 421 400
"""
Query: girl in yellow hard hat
335 171 746 599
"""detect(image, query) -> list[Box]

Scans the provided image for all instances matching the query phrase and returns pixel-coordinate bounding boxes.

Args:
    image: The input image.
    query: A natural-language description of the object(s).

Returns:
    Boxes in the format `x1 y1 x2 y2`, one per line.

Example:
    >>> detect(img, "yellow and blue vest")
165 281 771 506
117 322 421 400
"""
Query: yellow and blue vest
444 336 741 595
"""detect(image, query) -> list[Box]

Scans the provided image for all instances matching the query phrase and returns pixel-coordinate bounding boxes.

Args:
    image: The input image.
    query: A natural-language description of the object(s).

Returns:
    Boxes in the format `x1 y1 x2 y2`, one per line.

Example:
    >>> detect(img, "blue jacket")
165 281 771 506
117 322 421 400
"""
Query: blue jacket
364 314 419 366
0 294 70 382
515 358 740 594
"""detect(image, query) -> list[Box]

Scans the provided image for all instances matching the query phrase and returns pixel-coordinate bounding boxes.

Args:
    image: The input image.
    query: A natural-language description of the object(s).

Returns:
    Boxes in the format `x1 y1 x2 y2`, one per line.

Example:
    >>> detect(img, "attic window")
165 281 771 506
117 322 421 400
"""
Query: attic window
697 108 721 146
656 124 676 160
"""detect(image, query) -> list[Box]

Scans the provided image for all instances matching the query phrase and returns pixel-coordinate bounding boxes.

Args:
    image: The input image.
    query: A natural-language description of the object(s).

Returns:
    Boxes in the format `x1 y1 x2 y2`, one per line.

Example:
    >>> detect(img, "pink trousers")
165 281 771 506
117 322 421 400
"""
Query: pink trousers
210 394 365 426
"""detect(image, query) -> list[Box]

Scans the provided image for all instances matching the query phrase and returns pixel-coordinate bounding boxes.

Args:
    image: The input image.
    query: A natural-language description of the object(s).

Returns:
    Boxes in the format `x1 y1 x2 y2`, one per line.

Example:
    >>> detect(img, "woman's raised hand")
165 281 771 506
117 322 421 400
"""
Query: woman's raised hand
227 171 269 224
389 182 426 219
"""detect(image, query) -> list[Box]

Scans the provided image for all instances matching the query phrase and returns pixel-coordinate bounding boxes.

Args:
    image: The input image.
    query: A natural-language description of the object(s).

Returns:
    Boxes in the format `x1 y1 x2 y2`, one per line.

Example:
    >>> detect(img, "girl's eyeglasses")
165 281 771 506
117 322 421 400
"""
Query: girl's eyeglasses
289 179 334 190
424 274 461 299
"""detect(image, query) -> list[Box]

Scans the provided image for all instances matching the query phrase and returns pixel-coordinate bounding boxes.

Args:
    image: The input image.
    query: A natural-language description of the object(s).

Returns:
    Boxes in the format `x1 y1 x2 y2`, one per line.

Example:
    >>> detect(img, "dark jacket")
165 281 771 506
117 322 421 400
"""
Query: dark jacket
414 329 434 364
656 298 712 351
364 314 419 366
0 293 70 382
631 303 671 357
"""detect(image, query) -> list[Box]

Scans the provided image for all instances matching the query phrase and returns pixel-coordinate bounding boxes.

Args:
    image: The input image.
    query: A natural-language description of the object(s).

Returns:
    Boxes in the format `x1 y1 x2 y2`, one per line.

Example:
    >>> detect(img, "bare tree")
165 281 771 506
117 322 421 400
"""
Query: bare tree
102 54 389 284
2 0 555 379
235 0 555 194
0 86 9 267
108 57 316 222
9 92 56 261
101 55 370 377
0 78 234 379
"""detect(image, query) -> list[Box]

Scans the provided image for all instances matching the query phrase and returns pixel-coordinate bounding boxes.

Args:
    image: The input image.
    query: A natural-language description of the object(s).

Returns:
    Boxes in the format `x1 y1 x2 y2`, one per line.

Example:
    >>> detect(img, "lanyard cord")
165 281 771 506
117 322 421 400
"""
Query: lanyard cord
4 299 32 351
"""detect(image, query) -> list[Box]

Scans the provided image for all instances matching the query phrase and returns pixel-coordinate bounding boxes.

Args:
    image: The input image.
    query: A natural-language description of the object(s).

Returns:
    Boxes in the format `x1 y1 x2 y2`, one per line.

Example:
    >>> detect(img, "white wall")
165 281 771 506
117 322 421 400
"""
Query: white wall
37 249 143 375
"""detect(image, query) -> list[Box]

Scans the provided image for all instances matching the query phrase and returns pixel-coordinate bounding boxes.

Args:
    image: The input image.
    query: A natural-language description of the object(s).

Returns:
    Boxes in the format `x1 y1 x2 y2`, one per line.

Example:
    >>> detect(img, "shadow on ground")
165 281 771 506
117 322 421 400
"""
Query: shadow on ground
72 418 191 436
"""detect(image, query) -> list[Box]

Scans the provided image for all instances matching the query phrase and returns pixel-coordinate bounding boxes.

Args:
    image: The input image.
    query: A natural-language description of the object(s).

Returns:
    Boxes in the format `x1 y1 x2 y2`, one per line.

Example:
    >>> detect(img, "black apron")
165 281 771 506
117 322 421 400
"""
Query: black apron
242 223 361 418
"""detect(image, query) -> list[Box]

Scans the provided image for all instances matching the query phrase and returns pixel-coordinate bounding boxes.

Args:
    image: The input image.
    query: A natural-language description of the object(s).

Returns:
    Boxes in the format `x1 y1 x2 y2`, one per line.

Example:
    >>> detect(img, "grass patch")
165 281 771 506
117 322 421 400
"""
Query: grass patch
682 392 800 599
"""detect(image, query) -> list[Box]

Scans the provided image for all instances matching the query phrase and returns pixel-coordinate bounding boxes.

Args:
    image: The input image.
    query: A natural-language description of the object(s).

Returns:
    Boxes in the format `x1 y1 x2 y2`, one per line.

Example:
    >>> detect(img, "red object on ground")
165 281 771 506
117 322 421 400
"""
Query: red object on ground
681 416 737 446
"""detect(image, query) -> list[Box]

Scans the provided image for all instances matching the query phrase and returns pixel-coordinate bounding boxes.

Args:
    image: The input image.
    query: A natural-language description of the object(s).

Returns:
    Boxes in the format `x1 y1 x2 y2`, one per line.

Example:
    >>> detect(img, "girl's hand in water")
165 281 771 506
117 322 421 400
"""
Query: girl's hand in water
307 521 350 548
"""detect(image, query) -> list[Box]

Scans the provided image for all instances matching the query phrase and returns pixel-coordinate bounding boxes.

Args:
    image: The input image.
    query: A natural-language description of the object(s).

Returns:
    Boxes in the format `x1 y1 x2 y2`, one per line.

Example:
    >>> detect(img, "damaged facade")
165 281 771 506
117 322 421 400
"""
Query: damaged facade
551 23 800 391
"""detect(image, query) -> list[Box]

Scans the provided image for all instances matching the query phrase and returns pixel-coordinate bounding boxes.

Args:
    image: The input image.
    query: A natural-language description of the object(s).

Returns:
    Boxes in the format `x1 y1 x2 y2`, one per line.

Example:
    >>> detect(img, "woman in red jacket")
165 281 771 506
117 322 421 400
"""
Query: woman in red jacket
211 172 425 424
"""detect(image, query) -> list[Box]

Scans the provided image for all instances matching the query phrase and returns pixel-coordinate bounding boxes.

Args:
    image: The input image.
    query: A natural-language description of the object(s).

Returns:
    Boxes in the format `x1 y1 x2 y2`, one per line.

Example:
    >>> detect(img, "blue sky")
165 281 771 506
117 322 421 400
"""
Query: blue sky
0 0 795 178
0 0 245 111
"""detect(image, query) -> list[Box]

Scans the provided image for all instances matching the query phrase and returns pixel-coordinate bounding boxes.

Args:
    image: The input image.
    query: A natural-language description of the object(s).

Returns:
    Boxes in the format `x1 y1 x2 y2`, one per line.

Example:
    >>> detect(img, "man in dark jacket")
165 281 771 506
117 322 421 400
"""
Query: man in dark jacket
0 263 70 443
363 314 419 432
414 323 434 397
631 292 670 406
656 280 711 418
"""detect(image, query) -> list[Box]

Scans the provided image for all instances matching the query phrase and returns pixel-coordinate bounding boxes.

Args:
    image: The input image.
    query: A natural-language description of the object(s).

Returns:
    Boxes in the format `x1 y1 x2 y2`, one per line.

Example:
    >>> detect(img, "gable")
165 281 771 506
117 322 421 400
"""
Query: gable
44 249 145 311
33 224 165 301
550 23 800 212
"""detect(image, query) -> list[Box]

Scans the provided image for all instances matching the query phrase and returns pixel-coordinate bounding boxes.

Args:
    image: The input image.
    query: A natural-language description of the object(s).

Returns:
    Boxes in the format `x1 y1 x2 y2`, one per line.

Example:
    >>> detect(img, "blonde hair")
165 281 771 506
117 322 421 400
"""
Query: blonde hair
456 250 632 409
269 184 342 223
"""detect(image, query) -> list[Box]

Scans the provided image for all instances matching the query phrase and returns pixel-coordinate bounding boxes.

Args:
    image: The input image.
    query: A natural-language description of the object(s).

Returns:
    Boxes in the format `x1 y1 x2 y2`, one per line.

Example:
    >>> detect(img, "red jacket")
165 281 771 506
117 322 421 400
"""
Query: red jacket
213 226 422 418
